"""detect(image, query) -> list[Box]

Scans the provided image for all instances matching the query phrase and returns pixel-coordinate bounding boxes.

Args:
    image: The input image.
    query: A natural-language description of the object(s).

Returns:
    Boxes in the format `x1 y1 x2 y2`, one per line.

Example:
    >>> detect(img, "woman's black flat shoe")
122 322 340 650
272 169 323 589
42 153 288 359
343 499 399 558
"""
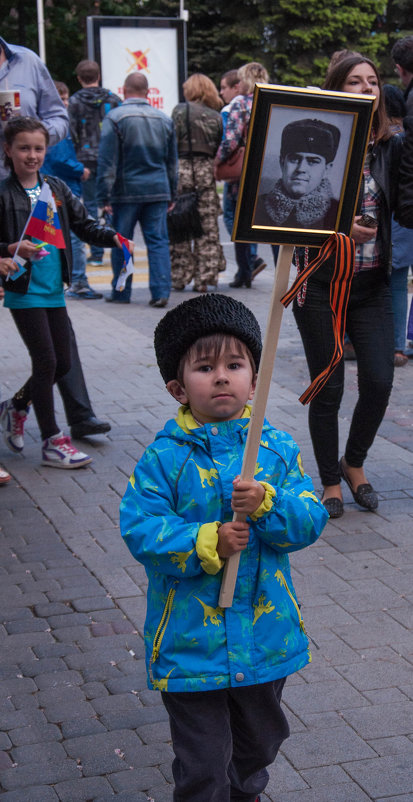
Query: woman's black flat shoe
322 497 344 518
339 457 378 511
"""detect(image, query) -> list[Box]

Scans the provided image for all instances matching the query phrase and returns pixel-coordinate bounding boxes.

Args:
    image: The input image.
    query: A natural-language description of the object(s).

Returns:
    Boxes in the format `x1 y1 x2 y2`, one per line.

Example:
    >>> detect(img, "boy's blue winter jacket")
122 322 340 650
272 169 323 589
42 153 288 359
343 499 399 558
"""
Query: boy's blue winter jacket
120 406 328 693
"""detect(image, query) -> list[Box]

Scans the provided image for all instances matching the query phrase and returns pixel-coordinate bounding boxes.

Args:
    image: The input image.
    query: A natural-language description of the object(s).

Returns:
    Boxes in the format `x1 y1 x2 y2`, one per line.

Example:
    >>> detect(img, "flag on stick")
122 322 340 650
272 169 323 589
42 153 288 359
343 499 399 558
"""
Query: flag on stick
115 234 134 291
25 182 65 248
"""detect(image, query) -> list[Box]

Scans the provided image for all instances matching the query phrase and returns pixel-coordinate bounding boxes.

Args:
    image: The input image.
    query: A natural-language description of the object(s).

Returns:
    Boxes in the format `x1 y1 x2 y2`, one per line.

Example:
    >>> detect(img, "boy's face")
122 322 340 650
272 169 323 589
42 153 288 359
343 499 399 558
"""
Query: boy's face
167 339 257 424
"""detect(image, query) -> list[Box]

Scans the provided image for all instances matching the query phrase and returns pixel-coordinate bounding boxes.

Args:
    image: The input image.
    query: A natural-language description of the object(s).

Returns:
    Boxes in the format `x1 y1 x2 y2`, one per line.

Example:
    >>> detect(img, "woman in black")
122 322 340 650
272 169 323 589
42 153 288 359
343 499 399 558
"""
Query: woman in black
294 55 406 518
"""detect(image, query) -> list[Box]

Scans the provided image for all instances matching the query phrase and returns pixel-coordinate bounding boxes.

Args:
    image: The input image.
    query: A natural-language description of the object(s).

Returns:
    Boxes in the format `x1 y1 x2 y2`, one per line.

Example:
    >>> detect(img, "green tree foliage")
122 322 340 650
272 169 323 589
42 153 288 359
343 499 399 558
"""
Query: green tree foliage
260 0 388 87
136 0 266 82
1 0 413 93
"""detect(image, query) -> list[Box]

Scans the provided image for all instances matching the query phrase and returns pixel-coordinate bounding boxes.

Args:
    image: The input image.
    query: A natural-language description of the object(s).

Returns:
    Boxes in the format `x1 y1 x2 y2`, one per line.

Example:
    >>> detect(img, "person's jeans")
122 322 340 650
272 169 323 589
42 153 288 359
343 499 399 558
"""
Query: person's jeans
293 273 394 486
70 231 88 288
82 170 103 261
390 265 409 351
223 183 236 237
111 201 171 302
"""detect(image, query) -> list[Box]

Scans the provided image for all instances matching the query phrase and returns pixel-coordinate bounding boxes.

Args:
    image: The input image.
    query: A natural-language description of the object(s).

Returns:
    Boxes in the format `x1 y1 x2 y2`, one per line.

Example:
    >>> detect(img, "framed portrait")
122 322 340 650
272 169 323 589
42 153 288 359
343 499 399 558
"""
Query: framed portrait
233 84 375 248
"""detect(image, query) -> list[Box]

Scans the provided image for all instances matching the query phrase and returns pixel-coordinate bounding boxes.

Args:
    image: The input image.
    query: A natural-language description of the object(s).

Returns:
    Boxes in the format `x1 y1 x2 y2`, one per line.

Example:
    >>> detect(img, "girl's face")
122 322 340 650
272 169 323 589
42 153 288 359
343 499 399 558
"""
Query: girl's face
4 130 47 185
342 62 380 110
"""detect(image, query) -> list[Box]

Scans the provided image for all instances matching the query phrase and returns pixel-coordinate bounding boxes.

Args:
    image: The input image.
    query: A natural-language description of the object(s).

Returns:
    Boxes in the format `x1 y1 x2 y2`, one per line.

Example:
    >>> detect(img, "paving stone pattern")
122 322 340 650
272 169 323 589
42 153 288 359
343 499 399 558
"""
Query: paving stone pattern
0 234 412 801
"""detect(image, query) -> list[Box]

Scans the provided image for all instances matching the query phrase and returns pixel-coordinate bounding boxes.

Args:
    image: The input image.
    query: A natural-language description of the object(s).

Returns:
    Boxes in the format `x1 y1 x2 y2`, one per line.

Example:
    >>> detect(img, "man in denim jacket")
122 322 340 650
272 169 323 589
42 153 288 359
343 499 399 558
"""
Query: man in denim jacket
96 71 178 306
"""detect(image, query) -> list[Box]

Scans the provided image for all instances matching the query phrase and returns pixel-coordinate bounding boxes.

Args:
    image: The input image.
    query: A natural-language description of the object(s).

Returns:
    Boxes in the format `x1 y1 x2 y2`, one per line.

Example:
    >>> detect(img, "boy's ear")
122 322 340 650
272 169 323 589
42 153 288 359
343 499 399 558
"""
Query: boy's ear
166 379 189 404
248 373 258 401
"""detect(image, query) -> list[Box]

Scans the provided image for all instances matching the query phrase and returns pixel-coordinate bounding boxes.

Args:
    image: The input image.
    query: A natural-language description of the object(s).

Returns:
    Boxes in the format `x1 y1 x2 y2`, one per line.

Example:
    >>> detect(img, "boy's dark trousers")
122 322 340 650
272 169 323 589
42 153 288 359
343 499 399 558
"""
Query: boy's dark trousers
162 677 289 802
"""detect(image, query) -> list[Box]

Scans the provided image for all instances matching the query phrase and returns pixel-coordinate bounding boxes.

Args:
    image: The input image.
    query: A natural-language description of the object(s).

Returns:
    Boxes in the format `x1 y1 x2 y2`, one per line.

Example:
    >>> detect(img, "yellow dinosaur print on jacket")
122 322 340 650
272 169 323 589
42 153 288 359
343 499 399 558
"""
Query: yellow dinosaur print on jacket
194 597 224 627
189 460 218 488
253 593 275 625
299 489 320 504
152 667 175 691
168 547 195 573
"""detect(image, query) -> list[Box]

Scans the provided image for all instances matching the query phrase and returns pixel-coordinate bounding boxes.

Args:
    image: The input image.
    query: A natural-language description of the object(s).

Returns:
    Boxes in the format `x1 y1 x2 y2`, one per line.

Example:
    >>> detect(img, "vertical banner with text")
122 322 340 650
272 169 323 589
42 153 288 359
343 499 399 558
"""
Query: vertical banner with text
87 17 187 117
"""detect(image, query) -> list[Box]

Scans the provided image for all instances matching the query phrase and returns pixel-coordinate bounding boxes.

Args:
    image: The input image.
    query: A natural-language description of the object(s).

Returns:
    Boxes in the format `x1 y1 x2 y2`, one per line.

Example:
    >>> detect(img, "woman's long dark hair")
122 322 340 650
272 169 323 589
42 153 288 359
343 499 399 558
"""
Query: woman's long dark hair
323 55 391 143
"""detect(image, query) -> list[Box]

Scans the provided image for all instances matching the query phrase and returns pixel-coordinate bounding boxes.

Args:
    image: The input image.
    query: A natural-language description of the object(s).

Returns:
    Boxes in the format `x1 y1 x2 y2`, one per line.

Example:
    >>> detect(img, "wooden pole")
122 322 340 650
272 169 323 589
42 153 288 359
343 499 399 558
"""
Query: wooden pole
219 244 294 608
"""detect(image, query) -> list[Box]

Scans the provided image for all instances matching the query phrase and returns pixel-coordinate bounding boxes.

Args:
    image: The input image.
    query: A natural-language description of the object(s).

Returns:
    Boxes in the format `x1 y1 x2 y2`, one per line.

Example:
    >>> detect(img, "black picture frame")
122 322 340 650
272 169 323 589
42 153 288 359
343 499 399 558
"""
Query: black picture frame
233 84 375 248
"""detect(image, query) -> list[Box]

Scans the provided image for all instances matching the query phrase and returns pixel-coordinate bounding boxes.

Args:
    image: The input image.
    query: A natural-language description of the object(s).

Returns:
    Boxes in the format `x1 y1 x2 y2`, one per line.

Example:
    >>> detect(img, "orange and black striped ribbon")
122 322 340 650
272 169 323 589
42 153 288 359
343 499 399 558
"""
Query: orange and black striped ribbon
281 233 355 405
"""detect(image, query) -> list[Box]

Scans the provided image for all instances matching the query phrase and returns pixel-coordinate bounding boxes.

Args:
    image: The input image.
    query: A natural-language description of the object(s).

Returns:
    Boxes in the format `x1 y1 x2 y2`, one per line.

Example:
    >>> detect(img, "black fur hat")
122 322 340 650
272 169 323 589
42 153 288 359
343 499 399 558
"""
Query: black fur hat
280 118 340 164
154 293 262 383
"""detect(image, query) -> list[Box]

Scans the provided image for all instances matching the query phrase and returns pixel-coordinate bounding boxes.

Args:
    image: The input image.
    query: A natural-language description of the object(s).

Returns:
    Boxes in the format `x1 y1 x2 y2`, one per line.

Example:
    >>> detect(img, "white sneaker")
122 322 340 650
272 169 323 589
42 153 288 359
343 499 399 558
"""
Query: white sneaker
42 432 92 469
0 399 28 453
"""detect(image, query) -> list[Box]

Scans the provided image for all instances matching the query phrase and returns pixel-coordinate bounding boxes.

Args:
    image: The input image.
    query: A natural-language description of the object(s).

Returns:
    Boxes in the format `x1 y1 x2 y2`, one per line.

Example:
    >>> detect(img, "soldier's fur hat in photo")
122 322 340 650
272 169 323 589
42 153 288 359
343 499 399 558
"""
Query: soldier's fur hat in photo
280 118 341 164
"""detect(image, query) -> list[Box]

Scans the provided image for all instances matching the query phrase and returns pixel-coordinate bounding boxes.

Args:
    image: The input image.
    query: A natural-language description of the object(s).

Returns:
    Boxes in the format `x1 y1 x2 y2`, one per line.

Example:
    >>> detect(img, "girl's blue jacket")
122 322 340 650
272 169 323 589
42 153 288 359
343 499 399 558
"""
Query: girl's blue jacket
120 406 328 693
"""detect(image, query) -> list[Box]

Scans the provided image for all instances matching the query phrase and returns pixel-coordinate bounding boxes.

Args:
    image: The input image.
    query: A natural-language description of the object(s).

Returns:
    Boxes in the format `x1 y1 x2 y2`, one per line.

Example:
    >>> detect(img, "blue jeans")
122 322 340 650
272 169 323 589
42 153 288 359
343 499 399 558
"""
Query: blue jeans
224 186 257 281
83 170 103 261
111 201 171 302
223 183 236 237
293 273 394 486
70 231 88 288
390 265 409 351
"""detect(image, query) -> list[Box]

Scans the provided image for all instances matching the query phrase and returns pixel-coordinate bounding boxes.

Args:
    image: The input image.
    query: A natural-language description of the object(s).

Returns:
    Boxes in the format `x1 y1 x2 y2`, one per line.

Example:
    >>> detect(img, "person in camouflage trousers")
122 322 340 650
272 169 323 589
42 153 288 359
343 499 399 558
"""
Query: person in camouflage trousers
170 74 226 292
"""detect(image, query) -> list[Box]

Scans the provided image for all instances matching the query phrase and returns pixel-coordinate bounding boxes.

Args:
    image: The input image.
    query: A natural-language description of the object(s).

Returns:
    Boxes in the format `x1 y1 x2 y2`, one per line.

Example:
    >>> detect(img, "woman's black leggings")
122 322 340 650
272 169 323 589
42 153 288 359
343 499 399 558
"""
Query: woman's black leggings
11 307 72 441
293 273 394 487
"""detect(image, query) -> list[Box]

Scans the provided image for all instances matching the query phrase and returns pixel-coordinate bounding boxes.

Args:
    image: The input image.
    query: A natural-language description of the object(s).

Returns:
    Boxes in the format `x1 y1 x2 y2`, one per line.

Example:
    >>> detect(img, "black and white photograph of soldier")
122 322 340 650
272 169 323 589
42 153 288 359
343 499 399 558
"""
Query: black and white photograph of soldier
254 109 355 231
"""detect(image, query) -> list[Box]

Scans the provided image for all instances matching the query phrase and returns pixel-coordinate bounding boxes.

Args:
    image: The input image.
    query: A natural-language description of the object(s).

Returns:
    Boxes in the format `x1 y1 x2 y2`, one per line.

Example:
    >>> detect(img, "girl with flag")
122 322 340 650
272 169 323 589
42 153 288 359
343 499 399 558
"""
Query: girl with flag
0 117 133 469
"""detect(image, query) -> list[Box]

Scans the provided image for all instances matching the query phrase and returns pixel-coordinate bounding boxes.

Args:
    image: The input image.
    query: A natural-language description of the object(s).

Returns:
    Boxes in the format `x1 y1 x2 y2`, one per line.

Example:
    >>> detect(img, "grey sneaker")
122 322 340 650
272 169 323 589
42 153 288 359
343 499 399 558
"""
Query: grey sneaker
0 399 28 453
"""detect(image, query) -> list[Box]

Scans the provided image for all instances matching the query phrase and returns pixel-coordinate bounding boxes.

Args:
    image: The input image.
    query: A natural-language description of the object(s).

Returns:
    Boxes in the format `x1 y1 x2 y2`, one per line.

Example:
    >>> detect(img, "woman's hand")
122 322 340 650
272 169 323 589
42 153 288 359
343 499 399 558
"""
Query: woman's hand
7 240 38 260
352 216 378 245
0 257 18 277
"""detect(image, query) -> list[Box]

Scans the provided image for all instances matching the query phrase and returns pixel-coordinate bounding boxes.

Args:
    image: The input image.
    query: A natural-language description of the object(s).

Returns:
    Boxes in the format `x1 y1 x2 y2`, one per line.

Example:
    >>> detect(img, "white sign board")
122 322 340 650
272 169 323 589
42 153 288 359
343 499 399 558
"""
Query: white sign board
98 26 180 116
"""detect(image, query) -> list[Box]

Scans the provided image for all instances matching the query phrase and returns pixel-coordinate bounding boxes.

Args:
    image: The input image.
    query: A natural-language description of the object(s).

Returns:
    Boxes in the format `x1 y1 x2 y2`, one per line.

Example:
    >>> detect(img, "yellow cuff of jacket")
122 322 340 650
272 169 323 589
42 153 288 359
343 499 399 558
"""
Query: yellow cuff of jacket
196 522 224 575
250 482 276 521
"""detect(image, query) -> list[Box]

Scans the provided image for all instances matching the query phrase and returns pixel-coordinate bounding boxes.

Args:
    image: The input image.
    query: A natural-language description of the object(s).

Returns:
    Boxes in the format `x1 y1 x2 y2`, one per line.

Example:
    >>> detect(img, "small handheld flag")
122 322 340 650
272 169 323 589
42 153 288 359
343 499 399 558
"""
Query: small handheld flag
25 183 66 249
115 234 134 291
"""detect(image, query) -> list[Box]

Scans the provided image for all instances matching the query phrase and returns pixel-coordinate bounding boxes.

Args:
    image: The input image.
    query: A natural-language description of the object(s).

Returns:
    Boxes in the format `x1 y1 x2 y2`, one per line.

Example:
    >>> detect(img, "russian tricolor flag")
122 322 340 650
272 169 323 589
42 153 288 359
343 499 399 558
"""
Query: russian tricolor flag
25 182 66 249
115 233 134 291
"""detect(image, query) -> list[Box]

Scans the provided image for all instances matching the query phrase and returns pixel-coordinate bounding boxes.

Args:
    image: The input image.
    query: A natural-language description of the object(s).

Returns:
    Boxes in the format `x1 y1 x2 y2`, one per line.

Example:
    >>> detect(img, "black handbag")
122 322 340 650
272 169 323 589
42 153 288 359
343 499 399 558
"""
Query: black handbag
167 103 204 245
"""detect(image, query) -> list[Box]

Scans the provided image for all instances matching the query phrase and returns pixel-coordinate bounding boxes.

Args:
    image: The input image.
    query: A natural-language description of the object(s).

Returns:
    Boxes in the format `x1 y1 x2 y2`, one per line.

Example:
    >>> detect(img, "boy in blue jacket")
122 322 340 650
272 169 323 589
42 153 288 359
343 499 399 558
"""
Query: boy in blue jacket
120 294 328 802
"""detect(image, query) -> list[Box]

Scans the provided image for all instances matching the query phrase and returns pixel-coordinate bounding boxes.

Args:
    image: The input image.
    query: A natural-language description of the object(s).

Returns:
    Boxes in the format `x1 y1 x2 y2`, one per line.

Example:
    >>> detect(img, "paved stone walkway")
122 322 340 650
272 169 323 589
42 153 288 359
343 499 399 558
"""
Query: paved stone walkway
0 234 412 801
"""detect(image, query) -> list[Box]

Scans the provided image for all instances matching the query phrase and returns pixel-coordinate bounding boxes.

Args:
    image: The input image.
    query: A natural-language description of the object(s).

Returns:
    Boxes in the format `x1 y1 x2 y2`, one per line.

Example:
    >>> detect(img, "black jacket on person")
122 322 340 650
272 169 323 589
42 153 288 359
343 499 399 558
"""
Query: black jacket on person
397 115 413 228
297 132 404 284
0 172 116 293
69 87 121 168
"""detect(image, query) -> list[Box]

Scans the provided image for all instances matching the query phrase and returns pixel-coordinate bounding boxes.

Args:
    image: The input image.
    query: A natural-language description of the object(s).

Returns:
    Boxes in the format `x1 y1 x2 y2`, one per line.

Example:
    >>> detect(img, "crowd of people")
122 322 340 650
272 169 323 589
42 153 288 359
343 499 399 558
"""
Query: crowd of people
0 37 412 493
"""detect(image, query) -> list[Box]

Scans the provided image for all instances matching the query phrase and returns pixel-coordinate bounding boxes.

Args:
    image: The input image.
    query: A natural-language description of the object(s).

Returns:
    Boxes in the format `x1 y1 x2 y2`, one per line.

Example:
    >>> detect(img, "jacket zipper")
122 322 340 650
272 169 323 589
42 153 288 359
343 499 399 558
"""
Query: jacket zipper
275 569 306 633
149 581 178 683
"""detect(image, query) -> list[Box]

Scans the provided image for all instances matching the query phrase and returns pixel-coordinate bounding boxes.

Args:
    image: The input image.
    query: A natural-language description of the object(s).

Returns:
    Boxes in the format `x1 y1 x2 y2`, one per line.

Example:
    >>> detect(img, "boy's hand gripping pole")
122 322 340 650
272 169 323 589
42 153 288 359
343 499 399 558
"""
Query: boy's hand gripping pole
219 245 294 608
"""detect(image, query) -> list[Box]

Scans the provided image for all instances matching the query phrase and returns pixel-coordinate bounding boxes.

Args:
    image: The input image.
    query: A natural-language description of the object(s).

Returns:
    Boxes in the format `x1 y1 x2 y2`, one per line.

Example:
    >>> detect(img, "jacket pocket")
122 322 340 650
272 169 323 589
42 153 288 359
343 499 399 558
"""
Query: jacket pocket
149 580 179 683
274 569 306 634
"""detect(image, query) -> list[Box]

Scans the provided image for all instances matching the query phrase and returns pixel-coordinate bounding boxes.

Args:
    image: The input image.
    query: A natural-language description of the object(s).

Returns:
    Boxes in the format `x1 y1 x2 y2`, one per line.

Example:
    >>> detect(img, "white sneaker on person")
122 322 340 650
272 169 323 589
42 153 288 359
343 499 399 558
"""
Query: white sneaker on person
41 431 92 469
0 399 28 453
